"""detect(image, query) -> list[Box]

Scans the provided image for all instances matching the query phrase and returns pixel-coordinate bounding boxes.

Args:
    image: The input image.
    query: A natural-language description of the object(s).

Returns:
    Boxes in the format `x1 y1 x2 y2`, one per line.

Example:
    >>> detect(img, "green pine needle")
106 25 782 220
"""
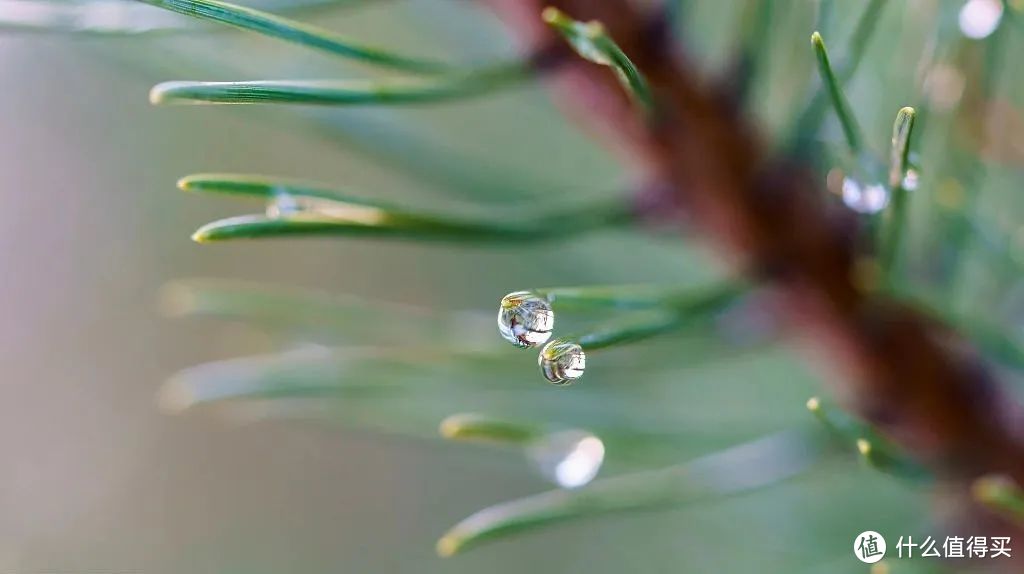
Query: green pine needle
575 283 743 351
179 173 631 244
437 431 817 556
879 106 917 275
179 173 387 205
188 212 531 244
533 281 744 313
541 7 653 110
150 72 520 107
188 206 628 244
136 0 449 73
810 31 864 153
788 0 887 151
806 397 928 481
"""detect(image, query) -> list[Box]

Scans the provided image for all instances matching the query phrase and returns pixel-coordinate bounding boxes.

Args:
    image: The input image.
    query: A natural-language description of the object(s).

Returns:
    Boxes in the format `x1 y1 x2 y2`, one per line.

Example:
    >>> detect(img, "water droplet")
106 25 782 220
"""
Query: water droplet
498 291 554 348
901 168 920 191
526 429 605 488
266 193 302 218
959 0 1003 39
538 339 586 385
842 178 889 214
265 193 386 224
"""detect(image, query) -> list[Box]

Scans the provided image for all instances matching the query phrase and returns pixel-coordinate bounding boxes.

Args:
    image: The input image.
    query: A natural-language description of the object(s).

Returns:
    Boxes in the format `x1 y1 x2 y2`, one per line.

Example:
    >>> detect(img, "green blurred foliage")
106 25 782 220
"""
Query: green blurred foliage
4 0 1024 572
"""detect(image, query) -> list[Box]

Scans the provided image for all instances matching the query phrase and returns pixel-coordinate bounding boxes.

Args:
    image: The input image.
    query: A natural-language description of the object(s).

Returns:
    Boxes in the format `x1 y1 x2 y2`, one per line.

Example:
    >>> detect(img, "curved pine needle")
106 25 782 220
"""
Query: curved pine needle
879 107 916 275
541 7 652 109
136 0 447 73
150 73 519 106
437 431 818 556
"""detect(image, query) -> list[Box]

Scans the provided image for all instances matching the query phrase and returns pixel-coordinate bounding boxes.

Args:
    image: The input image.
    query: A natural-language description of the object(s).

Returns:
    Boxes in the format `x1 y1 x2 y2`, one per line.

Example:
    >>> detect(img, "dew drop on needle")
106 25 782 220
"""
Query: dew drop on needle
842 177 889 214
498 291 554 348
538 339 585 385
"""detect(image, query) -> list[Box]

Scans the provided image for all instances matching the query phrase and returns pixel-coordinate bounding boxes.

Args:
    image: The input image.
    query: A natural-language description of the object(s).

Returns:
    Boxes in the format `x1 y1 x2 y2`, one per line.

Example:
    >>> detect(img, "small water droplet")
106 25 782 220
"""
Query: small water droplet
498 291 554 348
901 168 920 191
527 429 605 488
842 178 889 214
959 0 1003 39
538 339 586 385
266 193 302 218
265 193 386 224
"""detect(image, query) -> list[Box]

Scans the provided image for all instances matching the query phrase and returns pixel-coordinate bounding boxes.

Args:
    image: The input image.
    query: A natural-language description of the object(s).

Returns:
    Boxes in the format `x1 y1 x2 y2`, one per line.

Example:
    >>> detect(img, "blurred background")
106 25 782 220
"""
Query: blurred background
2 0 1020 572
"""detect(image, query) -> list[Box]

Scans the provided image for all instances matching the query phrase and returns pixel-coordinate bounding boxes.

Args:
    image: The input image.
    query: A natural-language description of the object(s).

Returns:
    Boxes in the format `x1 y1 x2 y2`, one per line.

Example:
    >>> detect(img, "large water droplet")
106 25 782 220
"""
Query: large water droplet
959 0 1003 39
538 339 586 385
842 177 889 214
526 429 605 489
498 291 554 348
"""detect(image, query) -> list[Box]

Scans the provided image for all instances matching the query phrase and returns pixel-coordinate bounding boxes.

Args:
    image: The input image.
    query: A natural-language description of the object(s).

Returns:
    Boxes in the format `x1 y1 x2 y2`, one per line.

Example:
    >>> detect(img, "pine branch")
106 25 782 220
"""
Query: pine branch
485 0 1024 546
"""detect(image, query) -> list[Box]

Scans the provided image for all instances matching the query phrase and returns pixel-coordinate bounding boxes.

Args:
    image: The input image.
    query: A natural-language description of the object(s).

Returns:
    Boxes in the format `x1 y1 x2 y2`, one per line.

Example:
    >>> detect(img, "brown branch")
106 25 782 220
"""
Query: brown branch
488 0 1024 546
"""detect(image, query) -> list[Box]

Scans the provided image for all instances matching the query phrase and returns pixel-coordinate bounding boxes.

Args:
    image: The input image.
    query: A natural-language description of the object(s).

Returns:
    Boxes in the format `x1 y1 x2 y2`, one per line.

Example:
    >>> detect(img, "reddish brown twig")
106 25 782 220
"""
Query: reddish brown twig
488 0 1024 551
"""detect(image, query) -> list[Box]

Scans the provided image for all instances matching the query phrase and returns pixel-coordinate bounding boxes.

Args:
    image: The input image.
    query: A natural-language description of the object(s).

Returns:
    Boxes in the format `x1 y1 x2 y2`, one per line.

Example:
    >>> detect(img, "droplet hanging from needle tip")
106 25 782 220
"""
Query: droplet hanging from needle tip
498 291 554 348
538 339 586 385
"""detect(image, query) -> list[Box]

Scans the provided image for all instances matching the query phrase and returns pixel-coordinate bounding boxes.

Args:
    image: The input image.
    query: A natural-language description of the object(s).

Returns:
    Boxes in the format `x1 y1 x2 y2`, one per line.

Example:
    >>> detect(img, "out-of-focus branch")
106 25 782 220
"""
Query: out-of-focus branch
487 0 1024 546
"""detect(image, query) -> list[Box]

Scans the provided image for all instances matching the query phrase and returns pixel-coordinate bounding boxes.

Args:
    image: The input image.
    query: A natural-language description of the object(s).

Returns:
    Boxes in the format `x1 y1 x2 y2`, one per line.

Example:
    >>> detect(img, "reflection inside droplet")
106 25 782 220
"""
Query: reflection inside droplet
841 177 889 214
498 291 554 348
538 339 586 384
527 429 605 489
959 0 1003 39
